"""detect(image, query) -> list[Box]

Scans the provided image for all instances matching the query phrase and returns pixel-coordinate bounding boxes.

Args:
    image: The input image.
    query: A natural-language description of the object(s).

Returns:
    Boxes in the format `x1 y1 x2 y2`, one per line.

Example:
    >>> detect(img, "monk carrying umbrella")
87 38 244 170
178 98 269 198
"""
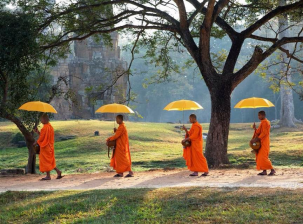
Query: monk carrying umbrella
251 111 276 176
234 98 276 176
106 115 134 177
95 103 134 177
33 113 63 180
182 114 209 177
163 100 208 176
19 101 63 180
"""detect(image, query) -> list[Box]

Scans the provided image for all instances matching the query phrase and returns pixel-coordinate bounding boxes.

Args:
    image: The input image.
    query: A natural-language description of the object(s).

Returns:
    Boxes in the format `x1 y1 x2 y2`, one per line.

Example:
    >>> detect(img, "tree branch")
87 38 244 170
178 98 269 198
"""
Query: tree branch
212 0 230 24
40 0 180 31
232 36 303 88
279 46 303 63
42 24 177 49
188 0 208 26
199 0 218 79
232 46 264 89
187 0 238 41
242 0 303 37
174 0 188 29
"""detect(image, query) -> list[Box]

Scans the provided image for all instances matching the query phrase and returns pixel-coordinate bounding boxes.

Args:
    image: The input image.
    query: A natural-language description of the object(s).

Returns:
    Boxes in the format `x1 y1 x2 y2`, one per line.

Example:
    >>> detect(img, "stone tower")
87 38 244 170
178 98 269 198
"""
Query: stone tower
51 32 127 119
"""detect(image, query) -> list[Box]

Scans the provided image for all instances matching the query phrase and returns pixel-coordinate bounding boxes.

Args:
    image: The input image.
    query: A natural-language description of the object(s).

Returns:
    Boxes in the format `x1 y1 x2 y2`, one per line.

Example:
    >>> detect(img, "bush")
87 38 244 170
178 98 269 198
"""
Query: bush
11 132 24 144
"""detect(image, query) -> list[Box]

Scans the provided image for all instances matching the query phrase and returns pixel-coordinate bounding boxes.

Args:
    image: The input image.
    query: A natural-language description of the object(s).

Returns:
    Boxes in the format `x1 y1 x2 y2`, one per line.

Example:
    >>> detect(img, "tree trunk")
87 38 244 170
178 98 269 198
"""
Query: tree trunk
205 84 231 167
273 93 280 121
26 139 36 174
279 77 296 127
5 114 37 174
278 0 296 128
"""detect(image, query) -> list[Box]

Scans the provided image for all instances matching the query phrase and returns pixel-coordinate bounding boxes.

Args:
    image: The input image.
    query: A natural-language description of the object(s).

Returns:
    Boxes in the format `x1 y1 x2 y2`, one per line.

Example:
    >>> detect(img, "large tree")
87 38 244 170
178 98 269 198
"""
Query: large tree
9 0 303 167
0 9 71 173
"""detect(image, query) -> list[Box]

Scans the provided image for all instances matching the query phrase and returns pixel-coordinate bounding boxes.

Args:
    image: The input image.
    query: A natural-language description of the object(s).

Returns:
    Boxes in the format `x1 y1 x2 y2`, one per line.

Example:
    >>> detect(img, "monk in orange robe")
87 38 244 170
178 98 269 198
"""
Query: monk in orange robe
107 115 133 178
34 113 62 180
251 111 276 176
182 114 209 177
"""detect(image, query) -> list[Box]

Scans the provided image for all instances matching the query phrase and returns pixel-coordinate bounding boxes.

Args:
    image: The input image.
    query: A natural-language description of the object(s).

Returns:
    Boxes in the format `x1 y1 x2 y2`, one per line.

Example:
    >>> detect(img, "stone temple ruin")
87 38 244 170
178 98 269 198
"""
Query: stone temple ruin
51 32 128 119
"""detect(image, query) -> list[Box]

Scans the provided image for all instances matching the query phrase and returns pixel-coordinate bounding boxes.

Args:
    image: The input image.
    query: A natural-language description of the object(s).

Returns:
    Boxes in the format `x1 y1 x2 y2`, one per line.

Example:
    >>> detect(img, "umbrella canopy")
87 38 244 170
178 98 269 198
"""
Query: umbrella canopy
234 97 275 108
95 103 134 114
19 101 57 113
163 100 203 111
163 100 203 125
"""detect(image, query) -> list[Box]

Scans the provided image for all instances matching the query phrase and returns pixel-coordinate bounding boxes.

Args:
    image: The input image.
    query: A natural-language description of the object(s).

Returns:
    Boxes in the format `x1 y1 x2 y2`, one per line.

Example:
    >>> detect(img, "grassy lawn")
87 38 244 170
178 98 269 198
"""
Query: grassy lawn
0 187 302 223
0 120 302 174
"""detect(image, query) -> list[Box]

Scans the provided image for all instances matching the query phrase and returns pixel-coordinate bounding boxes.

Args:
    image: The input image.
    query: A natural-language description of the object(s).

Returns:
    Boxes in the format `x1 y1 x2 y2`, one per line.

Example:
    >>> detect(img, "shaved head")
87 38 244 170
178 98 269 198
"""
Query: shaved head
40 113 49 124
189 114 197 123
116 114 123 121
258 110 266 120
189 114 197 119
116 114 124 124
258 111 266 116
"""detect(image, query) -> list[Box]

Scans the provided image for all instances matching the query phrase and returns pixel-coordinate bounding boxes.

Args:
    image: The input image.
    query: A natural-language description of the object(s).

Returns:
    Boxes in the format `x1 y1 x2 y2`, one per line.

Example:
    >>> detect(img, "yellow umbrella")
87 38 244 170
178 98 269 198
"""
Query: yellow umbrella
95 103 134 127
234 97 275 109
234 97 275 122
164 100 203 111
95 103 134 114
163 100 203 124
19 101 57 113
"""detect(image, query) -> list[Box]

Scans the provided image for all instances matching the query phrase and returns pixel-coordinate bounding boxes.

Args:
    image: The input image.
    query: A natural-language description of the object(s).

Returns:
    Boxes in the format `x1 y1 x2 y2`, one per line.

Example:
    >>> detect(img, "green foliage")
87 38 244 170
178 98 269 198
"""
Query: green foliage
138 31 182 83
0 11 40 111
0 8 73 133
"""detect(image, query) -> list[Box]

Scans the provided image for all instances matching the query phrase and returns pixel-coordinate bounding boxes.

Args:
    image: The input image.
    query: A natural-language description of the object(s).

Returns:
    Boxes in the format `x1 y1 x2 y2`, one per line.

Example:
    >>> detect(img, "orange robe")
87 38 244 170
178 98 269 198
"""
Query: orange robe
37 123 56 173
183 122 209 172
255 119 273 170
108 123 132 173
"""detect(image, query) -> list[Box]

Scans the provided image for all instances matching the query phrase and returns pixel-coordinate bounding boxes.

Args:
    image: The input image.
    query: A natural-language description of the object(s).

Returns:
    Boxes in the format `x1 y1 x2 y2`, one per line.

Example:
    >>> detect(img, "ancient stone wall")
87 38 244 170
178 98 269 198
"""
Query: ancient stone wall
51 32 127 119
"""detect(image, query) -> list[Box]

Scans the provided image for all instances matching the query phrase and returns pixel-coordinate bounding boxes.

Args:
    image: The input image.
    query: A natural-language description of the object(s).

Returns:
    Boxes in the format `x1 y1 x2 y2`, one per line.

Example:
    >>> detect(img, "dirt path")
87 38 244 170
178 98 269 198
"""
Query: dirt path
1 168 303 192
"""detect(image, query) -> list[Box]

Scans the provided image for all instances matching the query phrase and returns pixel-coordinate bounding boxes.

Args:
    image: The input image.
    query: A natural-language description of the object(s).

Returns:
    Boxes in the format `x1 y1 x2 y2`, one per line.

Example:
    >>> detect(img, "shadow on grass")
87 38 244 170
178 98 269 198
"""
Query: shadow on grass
270 150 303 166
0 189 155 223
228 149 303 167
1 188 303 223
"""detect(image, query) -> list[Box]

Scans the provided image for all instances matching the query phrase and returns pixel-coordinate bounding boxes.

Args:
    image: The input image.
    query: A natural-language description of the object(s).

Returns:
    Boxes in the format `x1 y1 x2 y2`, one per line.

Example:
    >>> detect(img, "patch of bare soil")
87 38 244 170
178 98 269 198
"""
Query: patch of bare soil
1 168 303 192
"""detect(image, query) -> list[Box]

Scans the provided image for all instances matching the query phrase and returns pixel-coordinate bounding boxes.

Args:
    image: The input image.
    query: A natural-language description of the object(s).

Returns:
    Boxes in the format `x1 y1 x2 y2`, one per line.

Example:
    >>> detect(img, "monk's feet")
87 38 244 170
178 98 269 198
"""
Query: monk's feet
257 171 267 176
114 173 123 177
125 174 134 178
189 172 198 176
40 177 51 181
201 172 209 177
125 171 134 178
268 170 276 176
56 171 64 179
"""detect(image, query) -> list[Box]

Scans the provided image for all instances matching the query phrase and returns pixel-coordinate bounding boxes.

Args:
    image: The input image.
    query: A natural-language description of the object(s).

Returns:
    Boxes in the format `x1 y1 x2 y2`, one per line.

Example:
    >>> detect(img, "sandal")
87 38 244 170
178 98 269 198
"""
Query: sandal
40 177 51 181
201 173 209 177
189 173 198 176
114 174 123 177
125 174 134 178
56 175 64 179
257 172 267 176
268 172 276 176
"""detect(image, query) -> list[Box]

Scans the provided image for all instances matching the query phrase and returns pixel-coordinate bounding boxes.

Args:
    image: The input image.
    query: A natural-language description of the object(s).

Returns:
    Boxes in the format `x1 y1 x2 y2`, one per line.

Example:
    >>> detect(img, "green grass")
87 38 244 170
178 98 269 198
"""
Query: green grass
0 120 303 174
1 188 303 223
